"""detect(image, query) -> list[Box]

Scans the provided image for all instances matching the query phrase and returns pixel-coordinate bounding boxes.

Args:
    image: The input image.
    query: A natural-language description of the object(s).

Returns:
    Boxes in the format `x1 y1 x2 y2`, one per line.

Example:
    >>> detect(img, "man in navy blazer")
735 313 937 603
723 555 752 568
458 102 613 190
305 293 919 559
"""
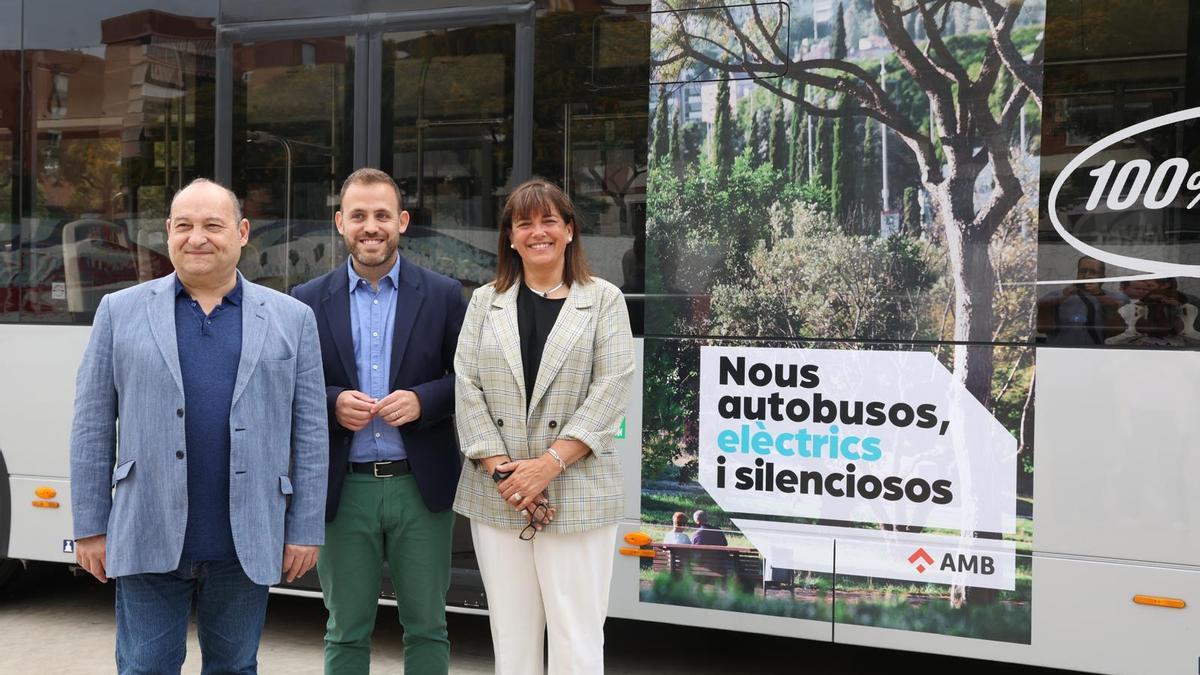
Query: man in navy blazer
70 179 329 673
291 168 467 674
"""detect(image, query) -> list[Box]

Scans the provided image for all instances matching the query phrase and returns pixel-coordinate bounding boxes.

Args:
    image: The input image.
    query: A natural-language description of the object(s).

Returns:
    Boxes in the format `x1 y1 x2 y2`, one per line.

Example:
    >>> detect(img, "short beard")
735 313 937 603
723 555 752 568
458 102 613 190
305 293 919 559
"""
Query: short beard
349 238 398 270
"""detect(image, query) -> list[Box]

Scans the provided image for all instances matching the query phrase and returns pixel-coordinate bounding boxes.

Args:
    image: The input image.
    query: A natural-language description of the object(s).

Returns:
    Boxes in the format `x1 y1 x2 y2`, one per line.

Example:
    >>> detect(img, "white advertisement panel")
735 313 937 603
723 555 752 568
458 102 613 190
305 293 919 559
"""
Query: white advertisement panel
698 346 1017 534
734 520 1017 592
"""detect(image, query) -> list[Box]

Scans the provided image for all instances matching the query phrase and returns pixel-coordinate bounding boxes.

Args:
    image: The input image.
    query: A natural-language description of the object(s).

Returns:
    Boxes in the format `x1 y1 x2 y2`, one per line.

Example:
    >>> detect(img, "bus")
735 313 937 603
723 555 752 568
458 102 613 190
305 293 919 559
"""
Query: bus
2 1 1199 672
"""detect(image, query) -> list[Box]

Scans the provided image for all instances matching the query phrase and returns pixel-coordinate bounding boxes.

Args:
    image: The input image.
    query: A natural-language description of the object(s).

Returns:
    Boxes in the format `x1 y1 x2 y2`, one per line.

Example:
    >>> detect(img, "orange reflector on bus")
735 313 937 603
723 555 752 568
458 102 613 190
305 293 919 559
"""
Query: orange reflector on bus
34 486 57 499
623 532 652 546
619 546 655 558
31 500 60 509
1133 595 1186 609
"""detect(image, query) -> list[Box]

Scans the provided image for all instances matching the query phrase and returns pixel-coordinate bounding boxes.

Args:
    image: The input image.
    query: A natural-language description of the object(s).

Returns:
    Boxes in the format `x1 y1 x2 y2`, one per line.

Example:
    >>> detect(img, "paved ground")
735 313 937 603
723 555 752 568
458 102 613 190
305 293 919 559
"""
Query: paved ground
0 564 1085 674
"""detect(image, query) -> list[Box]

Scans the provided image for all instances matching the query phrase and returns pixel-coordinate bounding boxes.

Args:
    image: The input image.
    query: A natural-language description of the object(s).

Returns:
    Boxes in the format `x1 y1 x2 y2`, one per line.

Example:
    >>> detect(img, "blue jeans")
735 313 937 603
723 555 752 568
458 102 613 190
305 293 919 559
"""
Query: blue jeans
115 560 269 675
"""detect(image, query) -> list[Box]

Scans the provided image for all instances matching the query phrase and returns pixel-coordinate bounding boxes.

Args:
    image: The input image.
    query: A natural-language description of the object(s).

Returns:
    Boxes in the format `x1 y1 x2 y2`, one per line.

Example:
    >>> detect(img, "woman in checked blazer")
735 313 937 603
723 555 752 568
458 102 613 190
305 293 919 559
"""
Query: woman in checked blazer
453 178 634 675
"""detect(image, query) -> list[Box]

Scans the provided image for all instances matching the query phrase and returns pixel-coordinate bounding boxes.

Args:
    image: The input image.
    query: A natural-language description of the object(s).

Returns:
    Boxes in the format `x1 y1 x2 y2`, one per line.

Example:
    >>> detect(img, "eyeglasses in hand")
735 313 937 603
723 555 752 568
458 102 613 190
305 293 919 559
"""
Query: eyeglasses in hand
519 500 552 541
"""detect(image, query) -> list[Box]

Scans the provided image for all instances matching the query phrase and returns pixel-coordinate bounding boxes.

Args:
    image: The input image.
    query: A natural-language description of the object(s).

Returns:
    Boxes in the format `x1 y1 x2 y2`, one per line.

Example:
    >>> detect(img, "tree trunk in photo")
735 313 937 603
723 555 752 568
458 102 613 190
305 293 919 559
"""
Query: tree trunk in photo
935 166 1005 608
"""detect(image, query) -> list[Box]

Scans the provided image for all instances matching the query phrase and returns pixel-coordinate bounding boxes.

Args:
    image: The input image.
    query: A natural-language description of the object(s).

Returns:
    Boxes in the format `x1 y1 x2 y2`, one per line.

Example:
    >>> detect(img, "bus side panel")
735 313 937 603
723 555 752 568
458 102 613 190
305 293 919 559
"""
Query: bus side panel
1035 347 1200 566
7 477 74 563
0 325 89 564
835 555 1200 675
0 325 90 479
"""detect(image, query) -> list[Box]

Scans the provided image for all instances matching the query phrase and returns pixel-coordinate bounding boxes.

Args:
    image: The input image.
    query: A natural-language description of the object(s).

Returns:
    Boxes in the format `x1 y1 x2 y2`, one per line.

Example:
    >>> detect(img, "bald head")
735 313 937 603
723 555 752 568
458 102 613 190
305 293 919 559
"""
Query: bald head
170 178 242 225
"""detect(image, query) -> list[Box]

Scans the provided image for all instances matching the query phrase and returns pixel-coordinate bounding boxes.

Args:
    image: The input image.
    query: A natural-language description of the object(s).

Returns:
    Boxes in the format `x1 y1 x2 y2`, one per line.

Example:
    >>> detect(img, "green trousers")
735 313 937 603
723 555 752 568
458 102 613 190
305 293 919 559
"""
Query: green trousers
318 473 455 675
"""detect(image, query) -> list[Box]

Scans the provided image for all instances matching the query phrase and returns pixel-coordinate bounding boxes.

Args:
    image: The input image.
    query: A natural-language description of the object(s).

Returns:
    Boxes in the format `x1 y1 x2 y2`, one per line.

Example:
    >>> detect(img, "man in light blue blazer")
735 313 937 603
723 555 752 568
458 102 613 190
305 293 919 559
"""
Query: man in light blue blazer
69 178 329 674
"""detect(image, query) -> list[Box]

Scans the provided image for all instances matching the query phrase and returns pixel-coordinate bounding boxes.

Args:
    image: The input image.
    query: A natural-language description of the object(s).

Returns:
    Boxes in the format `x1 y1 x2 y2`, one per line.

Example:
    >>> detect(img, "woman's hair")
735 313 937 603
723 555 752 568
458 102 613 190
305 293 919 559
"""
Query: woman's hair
671 511 686 529
494 177 592 292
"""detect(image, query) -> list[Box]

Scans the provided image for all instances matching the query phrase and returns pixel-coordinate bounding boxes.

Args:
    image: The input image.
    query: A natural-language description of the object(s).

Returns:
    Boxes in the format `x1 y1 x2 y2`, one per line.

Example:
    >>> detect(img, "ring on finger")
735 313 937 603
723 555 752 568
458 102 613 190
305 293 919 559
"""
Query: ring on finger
512 491 522 502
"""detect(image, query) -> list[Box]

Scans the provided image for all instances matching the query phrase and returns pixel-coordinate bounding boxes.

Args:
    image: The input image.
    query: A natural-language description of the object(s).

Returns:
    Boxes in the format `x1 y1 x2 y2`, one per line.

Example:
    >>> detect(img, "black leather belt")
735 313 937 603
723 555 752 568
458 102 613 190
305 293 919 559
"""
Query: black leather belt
348 460 411 478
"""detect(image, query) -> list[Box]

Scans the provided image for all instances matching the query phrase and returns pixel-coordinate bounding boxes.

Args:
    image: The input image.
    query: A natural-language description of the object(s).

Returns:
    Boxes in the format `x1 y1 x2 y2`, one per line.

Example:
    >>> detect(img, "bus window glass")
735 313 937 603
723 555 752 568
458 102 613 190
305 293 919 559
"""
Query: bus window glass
539 8 648 334
232 37 354 294
380 25 514 291
22 3 217 323
1038 0 1200 348
0 0 18 323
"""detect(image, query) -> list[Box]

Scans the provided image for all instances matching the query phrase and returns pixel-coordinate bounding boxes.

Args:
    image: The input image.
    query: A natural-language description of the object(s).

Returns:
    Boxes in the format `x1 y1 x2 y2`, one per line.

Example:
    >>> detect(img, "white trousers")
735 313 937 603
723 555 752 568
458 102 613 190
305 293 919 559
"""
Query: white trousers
471 521 618 675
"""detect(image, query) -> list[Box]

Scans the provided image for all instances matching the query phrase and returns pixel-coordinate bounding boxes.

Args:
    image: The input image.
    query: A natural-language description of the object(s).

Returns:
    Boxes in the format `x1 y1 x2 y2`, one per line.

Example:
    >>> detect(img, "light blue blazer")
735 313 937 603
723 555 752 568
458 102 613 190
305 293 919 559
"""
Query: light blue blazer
69 273 329 586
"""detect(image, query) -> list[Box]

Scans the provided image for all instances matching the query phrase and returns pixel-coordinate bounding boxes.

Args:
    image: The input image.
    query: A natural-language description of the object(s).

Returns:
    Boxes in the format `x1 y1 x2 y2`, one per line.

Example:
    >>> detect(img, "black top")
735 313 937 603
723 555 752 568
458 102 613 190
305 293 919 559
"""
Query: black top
517 282 566 409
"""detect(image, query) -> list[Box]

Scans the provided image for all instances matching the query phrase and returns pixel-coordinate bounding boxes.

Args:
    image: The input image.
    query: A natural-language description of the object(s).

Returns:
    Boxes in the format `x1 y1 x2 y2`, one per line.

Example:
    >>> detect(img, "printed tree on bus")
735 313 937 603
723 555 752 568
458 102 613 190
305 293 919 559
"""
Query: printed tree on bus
655 0 1043 608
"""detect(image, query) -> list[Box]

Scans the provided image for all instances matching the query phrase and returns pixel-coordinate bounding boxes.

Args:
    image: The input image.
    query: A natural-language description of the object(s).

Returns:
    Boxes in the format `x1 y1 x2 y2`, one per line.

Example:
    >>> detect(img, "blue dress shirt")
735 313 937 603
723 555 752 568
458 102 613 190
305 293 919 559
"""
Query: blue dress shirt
175 276 242 562
347 257 407 463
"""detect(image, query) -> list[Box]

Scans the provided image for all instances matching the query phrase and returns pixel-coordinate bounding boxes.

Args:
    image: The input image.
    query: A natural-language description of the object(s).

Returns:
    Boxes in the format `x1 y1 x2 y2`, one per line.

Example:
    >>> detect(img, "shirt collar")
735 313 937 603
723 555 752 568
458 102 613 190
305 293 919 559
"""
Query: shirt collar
347 255 401 293
175 274 243 306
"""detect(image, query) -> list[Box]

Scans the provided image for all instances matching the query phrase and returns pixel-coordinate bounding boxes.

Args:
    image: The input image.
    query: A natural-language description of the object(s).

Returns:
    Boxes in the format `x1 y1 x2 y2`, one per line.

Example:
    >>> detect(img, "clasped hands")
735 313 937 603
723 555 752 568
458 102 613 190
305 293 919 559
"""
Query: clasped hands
487 455 562 530
336 389 420 431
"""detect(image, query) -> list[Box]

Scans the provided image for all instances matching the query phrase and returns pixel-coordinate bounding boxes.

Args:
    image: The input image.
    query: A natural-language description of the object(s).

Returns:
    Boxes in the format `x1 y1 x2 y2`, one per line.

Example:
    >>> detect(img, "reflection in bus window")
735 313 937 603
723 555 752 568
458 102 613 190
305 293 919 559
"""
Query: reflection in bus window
0 45 16 322
1039 0 1200 348
537 8 648 334
233 37 354 294
381 25 514 290
1036 256 1127 345
22 10 215 323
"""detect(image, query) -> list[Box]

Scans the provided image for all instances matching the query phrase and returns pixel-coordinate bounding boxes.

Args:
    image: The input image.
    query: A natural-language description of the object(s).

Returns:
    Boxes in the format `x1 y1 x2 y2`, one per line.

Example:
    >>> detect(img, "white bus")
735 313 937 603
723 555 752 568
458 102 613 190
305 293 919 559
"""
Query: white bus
2 1 1199 673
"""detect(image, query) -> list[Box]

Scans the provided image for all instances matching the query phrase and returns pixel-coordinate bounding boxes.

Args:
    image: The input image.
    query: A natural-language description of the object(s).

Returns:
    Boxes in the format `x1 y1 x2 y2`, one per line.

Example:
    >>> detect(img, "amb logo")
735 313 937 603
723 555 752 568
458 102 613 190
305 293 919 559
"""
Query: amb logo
907 547 934 573
908 547 995 575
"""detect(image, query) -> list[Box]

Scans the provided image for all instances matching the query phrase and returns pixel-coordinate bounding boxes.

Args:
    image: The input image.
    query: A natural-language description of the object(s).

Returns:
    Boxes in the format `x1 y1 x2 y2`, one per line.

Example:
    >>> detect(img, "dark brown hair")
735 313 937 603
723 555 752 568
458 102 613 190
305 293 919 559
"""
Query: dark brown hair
339 168 404 211
494 178 591 292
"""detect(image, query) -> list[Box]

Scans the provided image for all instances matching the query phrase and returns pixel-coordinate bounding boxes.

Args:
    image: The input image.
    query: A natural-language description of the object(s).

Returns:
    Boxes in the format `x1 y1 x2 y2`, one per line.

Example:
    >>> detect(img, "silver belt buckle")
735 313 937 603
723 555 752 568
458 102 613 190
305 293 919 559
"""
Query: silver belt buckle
373 461 393 478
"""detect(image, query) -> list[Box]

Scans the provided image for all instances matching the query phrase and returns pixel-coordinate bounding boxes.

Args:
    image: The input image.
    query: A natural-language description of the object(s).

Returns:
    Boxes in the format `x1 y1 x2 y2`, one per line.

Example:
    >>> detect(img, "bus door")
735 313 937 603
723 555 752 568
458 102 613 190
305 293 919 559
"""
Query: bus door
214 3 535 605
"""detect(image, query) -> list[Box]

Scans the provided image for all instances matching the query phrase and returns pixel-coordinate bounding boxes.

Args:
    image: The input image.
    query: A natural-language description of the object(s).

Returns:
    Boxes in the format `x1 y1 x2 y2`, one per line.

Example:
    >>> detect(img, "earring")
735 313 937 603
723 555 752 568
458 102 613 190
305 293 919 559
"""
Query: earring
567 237 573 243
510 244 516 249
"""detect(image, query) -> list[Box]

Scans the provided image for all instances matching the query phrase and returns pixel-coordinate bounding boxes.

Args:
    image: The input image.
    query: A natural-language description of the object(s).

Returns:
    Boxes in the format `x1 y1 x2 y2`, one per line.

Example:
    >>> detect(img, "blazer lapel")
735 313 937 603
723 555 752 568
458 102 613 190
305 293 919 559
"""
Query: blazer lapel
389 258 424 388
232 275 268 407
146 273 184 396
488 284 526 405
527 281 596 413
322 263 358 390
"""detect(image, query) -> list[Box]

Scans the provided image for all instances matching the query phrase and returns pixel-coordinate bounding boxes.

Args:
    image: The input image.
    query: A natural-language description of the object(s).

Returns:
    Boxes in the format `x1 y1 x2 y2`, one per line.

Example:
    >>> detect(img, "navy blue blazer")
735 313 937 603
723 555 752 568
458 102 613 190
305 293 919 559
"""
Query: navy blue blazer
292 258 467 520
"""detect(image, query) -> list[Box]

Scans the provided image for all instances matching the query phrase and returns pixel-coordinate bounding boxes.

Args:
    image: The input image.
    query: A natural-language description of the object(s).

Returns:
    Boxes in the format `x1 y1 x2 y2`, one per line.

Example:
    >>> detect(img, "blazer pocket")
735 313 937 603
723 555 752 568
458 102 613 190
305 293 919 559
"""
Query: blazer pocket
279 475 294 495
259 358 297 392
111 459 135 488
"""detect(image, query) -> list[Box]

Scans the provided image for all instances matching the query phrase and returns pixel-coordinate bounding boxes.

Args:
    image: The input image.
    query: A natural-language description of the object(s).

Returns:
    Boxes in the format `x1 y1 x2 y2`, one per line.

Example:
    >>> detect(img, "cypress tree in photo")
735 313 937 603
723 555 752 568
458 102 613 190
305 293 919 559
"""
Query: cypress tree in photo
860 118 882 234
789 104 806 184
830 97 857 229
814 108 833 188
670 115 682 167
748 108 764 164
653 95 670 166
902 186 921 237
833 2 848 59
789 83 808 185
769 96 787 174
712 71 734 183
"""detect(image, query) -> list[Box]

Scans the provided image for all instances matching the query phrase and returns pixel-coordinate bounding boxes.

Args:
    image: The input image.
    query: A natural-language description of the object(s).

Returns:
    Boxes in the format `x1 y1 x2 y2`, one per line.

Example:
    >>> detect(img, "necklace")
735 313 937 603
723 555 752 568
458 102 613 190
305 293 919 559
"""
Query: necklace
528 280 564 298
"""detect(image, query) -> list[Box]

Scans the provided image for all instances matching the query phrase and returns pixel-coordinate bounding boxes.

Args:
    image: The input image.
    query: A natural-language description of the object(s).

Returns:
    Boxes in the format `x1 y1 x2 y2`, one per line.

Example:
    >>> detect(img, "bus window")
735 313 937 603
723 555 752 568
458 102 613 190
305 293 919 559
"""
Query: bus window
21 5 217 323
232 36 354 294
0 1 17 323
380 24 515 291
1038 0 1200 348
537 7 649 334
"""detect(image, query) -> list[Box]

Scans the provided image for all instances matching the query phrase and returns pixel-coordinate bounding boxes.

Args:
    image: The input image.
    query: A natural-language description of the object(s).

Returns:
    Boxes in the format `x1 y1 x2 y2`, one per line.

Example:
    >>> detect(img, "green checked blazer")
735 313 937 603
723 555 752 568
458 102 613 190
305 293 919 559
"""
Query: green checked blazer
452 276 634 533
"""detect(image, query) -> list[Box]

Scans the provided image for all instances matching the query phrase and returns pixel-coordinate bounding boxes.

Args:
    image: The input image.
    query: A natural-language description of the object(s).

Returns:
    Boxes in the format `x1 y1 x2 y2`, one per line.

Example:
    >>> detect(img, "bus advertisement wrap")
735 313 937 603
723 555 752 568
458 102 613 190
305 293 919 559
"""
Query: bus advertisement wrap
638 0 1040 645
